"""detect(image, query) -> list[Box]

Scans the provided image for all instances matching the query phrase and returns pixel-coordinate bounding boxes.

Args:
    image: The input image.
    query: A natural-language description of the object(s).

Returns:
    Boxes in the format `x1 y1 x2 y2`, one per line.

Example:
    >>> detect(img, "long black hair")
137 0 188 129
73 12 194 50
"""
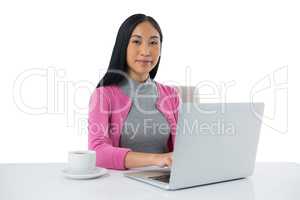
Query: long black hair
96 14 163 88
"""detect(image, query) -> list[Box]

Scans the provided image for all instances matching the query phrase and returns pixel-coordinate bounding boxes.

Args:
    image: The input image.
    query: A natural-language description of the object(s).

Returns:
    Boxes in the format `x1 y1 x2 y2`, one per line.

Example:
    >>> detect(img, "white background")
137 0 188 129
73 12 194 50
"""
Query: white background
0 0 299 163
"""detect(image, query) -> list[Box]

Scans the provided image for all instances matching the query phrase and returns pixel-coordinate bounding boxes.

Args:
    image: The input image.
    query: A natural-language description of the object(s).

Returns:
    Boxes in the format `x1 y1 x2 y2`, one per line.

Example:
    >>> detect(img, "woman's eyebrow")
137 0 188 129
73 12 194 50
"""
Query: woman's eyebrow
131 34 159 39
150 36 160 39
131 34 142 39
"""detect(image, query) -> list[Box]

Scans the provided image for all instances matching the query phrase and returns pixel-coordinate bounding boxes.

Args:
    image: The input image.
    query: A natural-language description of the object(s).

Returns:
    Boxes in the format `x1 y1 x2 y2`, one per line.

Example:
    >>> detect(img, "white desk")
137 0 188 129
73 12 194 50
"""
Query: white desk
0 162 299 200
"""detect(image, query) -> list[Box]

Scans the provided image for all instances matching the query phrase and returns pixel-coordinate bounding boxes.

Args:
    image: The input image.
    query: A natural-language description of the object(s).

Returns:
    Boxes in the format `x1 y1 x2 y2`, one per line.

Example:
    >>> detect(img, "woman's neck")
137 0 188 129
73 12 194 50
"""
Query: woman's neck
127 71 149 83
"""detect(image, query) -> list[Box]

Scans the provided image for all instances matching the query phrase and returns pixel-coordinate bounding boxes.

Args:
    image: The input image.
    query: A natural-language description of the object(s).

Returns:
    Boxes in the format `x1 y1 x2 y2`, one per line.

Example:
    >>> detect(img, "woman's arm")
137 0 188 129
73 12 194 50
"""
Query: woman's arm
88 88 132 170
124 151 173 169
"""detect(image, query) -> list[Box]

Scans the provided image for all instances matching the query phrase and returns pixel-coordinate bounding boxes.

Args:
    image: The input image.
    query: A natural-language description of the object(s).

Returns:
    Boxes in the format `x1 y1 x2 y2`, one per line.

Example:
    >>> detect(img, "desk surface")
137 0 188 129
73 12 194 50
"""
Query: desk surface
0 162 299 200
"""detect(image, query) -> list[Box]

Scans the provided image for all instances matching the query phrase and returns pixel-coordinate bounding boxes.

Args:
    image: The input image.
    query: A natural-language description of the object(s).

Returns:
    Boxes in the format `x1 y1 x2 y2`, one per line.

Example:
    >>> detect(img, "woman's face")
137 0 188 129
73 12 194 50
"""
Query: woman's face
126 21 161 82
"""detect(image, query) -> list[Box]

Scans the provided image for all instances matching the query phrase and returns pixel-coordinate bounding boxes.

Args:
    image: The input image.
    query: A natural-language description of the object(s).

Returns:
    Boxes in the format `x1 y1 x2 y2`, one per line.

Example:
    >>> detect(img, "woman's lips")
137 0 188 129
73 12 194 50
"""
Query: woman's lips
136 60 152 63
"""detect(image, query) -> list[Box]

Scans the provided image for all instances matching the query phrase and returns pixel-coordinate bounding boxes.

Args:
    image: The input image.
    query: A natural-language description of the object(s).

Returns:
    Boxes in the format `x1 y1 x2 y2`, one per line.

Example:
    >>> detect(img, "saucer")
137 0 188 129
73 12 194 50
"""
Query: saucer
62 167 108 180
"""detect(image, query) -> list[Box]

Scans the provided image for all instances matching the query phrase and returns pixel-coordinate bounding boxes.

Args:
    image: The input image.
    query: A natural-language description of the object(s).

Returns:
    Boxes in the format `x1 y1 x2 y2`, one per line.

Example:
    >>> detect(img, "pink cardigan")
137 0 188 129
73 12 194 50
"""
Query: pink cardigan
88 82 181 170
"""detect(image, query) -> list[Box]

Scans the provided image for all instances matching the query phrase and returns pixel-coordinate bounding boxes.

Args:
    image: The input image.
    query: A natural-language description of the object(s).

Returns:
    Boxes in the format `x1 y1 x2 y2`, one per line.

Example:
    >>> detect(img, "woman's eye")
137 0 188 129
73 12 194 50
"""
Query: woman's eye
132 40 141 44
131 40 159 45
150 41 159 45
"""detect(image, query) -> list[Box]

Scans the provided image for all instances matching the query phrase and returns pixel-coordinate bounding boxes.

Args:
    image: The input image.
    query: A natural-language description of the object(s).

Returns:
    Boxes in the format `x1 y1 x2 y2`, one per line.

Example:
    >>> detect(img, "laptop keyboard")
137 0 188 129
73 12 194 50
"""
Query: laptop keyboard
148 174 170 183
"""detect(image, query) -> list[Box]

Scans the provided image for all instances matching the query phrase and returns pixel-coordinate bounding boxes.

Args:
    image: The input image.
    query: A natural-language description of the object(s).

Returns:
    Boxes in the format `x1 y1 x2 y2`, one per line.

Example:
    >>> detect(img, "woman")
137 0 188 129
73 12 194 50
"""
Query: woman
88 14 180 170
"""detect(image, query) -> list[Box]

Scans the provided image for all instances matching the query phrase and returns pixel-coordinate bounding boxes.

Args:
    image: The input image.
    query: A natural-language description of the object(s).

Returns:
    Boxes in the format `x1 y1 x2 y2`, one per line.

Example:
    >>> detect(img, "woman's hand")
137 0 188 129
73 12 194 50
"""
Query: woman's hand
152 152 173 168
124 151 173 169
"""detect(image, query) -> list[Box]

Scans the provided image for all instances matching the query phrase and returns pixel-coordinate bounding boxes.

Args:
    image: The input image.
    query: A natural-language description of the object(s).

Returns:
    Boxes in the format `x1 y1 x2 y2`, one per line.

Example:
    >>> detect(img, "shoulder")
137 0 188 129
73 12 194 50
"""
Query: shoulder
155 81 179 97
89 85 117 106
155 81 181 108
90 85 129 106
155 81 181 121
92 85 121 98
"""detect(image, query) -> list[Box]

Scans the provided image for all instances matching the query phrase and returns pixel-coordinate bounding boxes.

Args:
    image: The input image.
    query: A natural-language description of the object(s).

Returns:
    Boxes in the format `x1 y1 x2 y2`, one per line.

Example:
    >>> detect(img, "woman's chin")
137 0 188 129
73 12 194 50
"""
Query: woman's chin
136 66 153 73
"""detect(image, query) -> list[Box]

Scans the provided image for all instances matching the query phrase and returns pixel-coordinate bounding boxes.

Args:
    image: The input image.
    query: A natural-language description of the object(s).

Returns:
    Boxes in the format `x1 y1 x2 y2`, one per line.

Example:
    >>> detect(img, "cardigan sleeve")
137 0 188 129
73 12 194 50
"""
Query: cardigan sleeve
166 86 182 152
172 87 181 124
88 88 132 170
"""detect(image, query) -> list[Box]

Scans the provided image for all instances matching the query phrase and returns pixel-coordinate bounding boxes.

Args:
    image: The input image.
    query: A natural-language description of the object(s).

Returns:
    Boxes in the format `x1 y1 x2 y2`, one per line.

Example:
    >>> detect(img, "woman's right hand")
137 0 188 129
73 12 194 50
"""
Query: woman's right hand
152 152 173 168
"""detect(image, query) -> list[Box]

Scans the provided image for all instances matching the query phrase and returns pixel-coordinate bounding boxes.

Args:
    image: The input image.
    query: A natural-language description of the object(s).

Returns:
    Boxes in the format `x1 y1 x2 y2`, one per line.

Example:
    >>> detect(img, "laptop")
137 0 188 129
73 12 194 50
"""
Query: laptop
124 102 265 190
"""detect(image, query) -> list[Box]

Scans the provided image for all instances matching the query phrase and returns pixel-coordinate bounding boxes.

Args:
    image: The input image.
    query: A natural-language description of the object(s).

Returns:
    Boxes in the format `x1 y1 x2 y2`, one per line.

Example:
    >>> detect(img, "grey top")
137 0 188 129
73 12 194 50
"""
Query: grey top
118 76 171 153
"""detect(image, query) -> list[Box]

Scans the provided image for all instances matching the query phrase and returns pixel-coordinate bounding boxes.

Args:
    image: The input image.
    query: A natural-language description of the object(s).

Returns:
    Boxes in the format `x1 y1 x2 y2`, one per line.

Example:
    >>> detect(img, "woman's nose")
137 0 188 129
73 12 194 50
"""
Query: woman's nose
139 43 151 56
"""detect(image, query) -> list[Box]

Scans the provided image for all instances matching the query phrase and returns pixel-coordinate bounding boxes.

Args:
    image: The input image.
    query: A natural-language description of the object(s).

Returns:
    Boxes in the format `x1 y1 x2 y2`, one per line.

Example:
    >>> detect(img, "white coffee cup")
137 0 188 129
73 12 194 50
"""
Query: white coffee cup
68 150 96 173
